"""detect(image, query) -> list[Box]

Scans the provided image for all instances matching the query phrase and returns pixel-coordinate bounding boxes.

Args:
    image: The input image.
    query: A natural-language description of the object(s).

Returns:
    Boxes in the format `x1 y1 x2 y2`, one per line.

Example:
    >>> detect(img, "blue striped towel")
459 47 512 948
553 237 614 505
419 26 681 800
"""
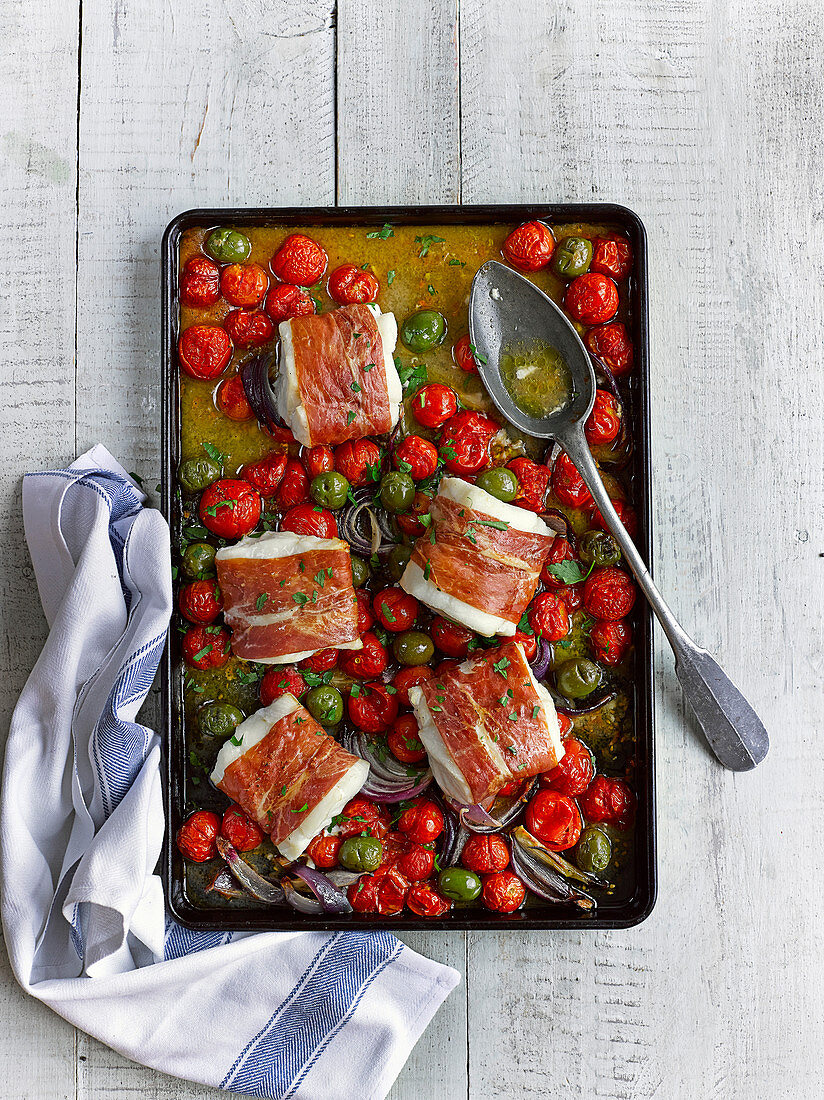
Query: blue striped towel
1 445 459 1099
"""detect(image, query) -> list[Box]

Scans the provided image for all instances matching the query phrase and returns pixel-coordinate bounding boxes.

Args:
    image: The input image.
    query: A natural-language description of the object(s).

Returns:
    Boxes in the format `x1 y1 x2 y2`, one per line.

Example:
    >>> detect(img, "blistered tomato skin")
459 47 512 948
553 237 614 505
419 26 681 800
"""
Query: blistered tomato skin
528 592 571 642
259 665 306 706
590 618 632 665
387 714 427 764
299 648 338 674
221 806 263 852
565 272 620 325
398 844 436 882
453 333 479 374
589 499 638 539
440 410 498 476
591 235 633 281
541 536 577 588
348 875 379 914
224 309 274 349
179 325 233 380
392 665 435 707
407 883 452 917
373 866 411 916
181 625 231 671
337 797 390 840
579 775 636 829
178 578 223 624
482 870 526 913
373 588 418 632
199 479 261 538
461 834 510 874
584 322 634 376
540 737 594 796
551 451 594 510
394 435 439 480
275 458 310 509
347 681 399 734
264 283 316 323
511 629 537 660
216 373 256 420
340 632 387 678
430 616 474 658
271 234 328 285
334 439 382 486
507 456 551 513
328 263 379 304
585 390 621 446
303 445 335 479
241 453 287 498
583 567 637 621
355 589 375 634
525 789 583 851
176 810 221 862
180 256 220 308
220 262 268 308
280 503 338 538
398 800 444 845
307 833 341 869
503 220 556 271
411 383 458 429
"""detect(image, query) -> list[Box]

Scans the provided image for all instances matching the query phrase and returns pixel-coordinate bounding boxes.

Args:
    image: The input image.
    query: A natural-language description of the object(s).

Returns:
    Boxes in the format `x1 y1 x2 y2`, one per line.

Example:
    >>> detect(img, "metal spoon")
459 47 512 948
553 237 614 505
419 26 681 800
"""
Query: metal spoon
469 260 769 771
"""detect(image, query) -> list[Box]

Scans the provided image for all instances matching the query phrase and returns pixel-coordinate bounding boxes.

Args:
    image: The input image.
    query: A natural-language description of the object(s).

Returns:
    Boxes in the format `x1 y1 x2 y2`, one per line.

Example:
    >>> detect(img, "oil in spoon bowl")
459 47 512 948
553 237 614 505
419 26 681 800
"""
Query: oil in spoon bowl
468 260 769 772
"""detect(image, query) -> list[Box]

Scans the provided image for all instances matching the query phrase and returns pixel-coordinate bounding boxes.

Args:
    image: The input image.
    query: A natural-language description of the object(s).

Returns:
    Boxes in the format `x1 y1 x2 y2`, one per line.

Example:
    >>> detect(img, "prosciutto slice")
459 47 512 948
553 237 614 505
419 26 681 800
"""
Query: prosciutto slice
400 477 555 636
216 531 361 663
211 695 369 861
408 641 564 805
275 303 401 446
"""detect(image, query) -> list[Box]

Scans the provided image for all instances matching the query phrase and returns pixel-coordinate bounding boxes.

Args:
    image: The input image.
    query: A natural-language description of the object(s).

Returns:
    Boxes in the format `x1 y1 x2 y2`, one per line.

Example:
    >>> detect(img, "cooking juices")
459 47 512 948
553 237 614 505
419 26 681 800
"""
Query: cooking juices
499 340 574 419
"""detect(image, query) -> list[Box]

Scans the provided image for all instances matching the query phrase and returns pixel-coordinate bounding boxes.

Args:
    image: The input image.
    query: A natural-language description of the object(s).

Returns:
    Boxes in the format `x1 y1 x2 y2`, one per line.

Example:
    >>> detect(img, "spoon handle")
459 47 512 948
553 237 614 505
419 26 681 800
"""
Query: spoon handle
558 426 769 771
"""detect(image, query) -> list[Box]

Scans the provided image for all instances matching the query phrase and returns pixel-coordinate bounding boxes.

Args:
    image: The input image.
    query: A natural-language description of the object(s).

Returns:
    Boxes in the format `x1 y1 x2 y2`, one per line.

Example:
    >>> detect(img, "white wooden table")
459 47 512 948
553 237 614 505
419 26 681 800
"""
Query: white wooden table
1 1 821 1096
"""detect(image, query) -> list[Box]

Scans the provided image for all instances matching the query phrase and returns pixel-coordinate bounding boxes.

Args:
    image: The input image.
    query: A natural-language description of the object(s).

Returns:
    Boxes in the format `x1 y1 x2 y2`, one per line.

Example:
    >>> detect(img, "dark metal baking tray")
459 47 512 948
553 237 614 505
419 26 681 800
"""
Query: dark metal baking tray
161 204 656 931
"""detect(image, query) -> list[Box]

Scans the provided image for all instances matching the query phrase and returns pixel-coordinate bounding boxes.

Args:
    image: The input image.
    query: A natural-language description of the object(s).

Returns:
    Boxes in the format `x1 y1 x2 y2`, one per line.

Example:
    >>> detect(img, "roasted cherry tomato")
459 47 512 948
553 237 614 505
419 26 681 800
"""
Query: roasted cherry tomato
180 256 220 308
453 333 480 374
395 435 439 481
482 870 526 912
241 452 287 498
216 373 255 420
340 631 387 678
178 578 223 624
525 789 582 851
348 874 379 914
224 309 274 349
579 775 636 829
373 588 418 632
176 810 220 862
264 283 315 323
398 843 436 882
299 648 339 674
270 233 327 285
506 456 551 513
387 714 427 764
221 805 263 852
430 615 474 658
398 799 444 845
327 263 379 304
557 583 583 612
275 458 310 509
395 491 432 538
178 325 233 380
589 498 637 538
307 833 341 869
461 834 510 874
503 220 555 271
565 272 619 325
541 536 578 588
440 410 498 475
585 390 621 446
558 713 574 738
199 478 261 538
220 262 268 308
337 797 390 840
181 625 231 670
582 567 636 621
347 681 399 734
407 882 452 917
303 445 335 479
540 737 594 796
411 383 458 429
259 665 306 705
392 665 435 707
355 589 375 634
591 235 632 281
584 322 634 376
528 591 570 642
378 830 410 870
590 618 632 665
280 503 337 538
551 451 593 509
511 628 537 660
334 439 382 487
372 866 410 915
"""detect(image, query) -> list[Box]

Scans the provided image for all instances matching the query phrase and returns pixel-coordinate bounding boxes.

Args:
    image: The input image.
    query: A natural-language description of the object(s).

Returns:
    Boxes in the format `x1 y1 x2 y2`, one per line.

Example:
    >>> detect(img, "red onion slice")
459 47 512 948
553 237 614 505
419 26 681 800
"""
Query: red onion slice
283 878 325 914
292 864 353 915
216 837 286 905
529 638 552 680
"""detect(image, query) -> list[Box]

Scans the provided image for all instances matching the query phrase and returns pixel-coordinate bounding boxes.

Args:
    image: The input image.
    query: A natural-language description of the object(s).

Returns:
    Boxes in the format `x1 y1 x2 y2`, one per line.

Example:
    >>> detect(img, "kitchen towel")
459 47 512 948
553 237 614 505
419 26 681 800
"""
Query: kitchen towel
1 444 459 1099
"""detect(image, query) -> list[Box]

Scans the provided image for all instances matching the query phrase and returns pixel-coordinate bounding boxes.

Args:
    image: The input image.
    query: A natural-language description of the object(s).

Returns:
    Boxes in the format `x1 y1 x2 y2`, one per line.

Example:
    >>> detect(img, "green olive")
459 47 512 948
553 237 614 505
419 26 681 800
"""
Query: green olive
380 472 415 514
438 867 482 902
576 825 612 873
387 545 412 582
310 471 350 510
475 467 519 502
350 554 371 588
199 702 244 739
579 530 622 568
338 836 383 873
551 236 593 279
555 657 603 700
393 630 435 667
304 685 344 726
178 457 220 494
401 310 447 353
181 542 216 579
204 227 252 264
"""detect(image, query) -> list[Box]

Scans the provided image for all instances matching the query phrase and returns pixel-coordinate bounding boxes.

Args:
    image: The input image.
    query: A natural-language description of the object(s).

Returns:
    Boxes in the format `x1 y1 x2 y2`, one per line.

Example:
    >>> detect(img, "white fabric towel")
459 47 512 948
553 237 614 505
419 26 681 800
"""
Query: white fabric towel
2 445 459 1099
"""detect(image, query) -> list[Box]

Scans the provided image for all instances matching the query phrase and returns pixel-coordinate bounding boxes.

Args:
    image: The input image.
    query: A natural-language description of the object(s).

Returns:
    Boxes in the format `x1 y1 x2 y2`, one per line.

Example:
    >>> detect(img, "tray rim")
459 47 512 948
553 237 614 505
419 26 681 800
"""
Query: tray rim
160 203 656 932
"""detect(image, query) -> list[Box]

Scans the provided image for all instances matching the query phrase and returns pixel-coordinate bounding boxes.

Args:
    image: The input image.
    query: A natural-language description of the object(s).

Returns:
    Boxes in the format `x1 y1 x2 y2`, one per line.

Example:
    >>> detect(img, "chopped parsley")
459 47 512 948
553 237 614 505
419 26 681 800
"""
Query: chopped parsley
192 644 212 661
493 656 511 677
347 410 357 425
366 222 394 239
230 732 244 746
255 593 268 610
202 441 228 466
476 518 509 531
532 705 541 719
351 381 362 393
380 601 397 624
468 343 488 365
293 592 309 607
364 361 375 372
415 234 446 257
427 284 436 295
292 803 309 814
545 559 595 585
423 561 432 580
387 269 396 284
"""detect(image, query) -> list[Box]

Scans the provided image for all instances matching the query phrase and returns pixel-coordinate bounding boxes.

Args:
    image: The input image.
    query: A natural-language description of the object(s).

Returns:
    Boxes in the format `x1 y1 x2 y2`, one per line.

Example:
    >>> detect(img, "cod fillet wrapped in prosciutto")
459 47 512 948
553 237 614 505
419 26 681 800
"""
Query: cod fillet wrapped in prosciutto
216 531 361 663
211 695 369 861
400 476 555 637
408 641 564 806
274 302 401 446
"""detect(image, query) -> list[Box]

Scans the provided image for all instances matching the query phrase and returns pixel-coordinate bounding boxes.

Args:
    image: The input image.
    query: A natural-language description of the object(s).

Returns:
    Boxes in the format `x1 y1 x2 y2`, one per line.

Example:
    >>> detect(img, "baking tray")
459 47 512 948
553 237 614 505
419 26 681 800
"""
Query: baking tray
161 204 656 931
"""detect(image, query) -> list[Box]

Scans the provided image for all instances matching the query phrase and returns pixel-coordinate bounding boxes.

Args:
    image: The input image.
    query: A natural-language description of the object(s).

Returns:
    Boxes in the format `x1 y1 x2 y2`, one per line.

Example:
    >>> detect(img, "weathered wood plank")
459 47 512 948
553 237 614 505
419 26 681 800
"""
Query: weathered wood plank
459 1 824 1098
